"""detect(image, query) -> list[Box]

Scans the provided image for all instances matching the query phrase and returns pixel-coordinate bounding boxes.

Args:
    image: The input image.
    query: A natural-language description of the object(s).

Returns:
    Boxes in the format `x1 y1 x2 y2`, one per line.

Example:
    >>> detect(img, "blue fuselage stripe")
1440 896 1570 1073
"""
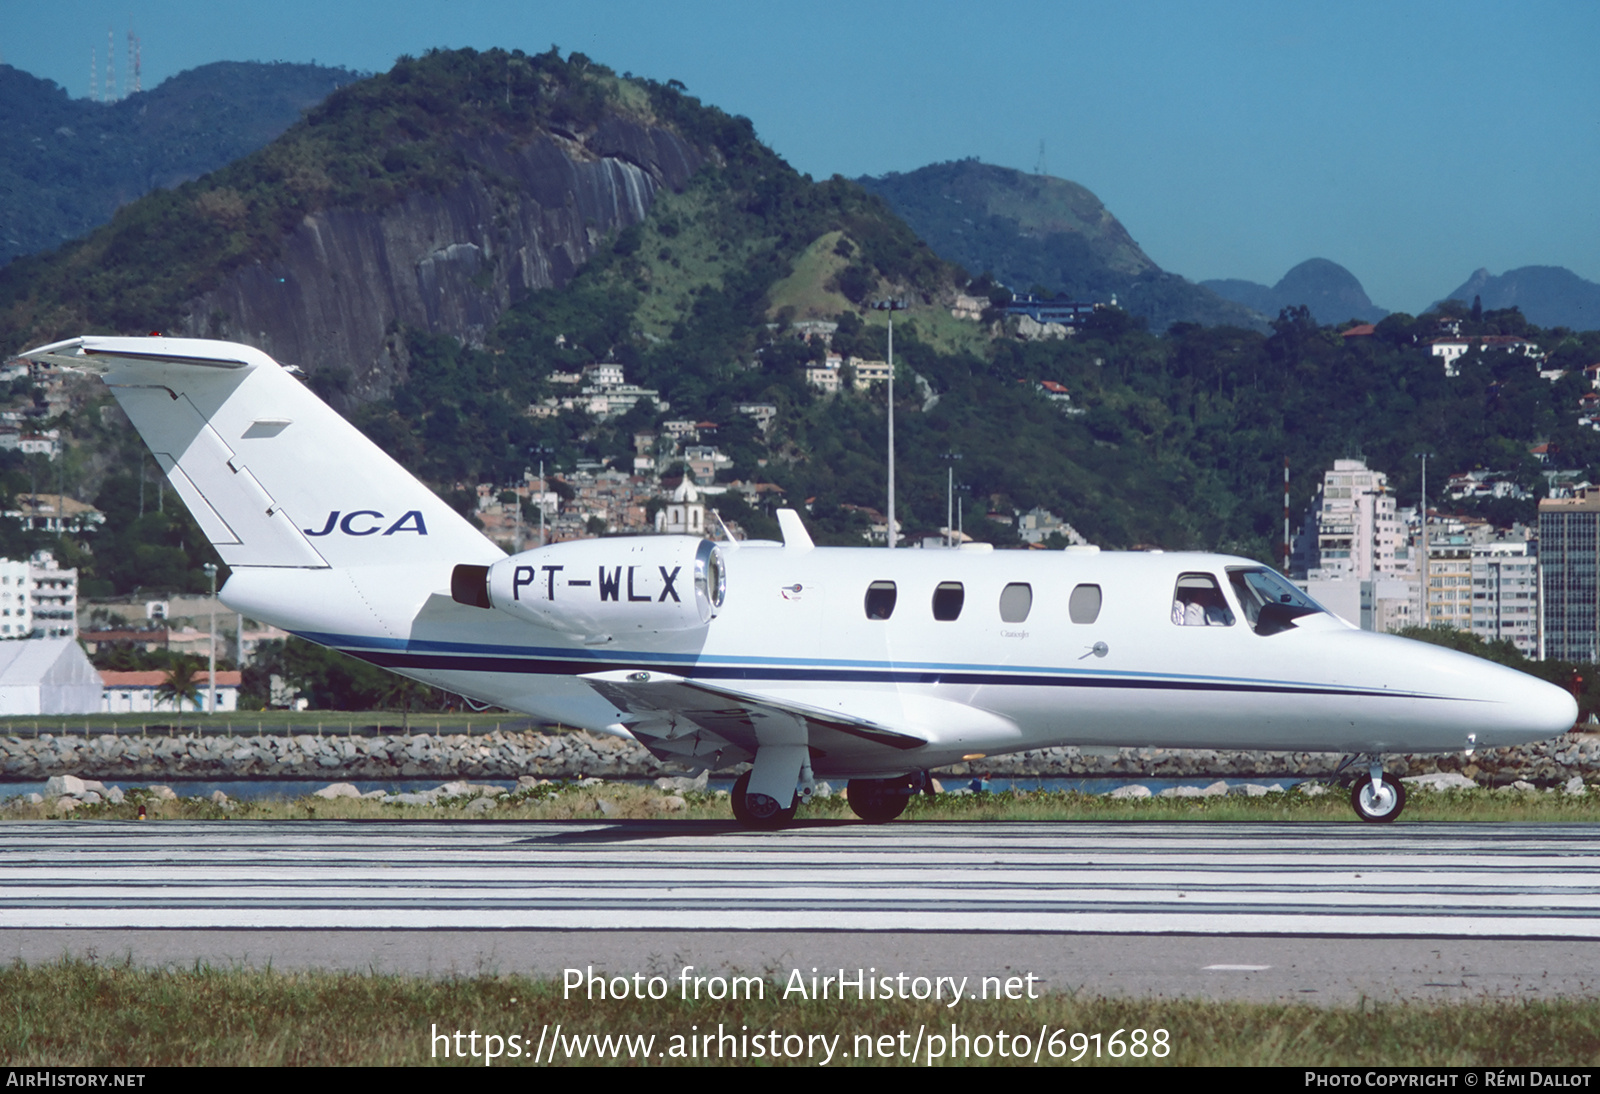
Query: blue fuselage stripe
295 631 1466 703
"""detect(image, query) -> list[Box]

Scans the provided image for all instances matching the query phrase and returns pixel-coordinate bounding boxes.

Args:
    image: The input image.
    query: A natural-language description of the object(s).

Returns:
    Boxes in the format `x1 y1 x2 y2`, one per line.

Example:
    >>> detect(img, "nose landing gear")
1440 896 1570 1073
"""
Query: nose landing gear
1349 760 1406 823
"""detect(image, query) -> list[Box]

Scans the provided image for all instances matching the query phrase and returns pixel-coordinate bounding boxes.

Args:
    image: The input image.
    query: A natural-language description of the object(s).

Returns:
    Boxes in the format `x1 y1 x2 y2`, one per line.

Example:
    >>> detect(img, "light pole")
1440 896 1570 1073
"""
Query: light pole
203 563 218 714
940 452 962 547
1414 452 1433 627
531 445 554 548
872 298 907 547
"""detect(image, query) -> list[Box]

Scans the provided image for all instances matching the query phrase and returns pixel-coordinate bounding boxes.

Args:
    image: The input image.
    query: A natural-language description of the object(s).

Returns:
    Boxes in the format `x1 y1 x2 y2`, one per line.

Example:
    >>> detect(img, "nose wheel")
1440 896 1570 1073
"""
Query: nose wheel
1350 773 1406 823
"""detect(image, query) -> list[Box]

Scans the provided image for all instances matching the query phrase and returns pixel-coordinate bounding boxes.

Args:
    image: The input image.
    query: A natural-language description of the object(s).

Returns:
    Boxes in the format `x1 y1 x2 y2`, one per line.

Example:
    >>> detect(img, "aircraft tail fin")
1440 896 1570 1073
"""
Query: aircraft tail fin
23 336 500 571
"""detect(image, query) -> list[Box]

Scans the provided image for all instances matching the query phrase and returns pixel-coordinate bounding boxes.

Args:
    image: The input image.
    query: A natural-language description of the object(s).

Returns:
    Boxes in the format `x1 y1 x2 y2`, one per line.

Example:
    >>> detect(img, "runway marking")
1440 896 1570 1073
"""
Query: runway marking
5 821 1600 937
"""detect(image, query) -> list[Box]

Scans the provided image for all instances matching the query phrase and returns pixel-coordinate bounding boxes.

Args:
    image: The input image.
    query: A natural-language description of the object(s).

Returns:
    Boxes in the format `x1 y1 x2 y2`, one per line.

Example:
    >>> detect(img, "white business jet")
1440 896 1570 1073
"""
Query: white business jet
23 336 1577 826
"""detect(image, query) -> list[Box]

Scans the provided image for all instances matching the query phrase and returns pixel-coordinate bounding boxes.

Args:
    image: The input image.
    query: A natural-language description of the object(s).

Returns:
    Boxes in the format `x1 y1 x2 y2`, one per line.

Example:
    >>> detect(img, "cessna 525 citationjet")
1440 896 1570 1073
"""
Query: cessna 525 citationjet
22 336 1577 826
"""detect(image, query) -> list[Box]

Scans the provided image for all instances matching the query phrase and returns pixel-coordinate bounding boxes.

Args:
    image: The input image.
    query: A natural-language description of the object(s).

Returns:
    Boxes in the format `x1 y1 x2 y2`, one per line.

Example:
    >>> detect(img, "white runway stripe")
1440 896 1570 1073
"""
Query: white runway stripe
4 821 1600 937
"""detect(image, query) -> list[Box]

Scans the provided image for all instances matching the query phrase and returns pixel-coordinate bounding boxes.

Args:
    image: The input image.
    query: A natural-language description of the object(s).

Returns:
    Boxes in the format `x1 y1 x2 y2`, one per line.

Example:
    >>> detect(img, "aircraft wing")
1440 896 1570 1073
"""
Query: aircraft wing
578 670 928 772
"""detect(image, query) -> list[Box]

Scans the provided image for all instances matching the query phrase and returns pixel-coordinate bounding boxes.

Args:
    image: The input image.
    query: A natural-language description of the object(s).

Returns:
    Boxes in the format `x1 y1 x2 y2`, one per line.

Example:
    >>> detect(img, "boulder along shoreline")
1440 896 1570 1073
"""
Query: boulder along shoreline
3 729 1599 787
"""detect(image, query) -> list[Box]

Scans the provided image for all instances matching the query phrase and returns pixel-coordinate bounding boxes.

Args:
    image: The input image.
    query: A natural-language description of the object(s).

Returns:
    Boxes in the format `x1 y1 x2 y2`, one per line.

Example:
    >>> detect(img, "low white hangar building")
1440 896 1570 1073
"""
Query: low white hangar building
0 637 103 715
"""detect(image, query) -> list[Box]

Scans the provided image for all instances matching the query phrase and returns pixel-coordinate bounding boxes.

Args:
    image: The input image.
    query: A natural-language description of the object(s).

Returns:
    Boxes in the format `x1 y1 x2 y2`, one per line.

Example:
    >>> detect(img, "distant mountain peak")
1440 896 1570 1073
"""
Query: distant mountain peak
866 159 1158 278
860 159 1264 331
1202 257 1386 325
0 59 359 266
1435 266 1600 330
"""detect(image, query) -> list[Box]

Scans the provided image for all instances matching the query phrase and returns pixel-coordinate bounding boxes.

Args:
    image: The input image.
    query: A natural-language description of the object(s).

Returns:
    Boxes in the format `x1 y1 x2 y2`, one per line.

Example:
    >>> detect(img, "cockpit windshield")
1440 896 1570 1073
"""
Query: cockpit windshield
1226 568 1328 635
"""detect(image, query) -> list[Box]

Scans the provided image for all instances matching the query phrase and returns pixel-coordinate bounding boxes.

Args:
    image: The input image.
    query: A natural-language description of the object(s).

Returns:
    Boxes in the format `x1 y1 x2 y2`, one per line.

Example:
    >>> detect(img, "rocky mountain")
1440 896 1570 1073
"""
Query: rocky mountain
0 61 358 267
1436 266 1600 332
183 114 705 399
1203 258 1388 326
858 159 1266 332
0 51 728 398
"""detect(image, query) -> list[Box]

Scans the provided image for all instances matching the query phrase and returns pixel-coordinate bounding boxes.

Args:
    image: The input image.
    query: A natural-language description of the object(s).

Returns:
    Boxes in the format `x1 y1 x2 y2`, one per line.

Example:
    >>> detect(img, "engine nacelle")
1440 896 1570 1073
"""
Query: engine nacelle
454 536 726 638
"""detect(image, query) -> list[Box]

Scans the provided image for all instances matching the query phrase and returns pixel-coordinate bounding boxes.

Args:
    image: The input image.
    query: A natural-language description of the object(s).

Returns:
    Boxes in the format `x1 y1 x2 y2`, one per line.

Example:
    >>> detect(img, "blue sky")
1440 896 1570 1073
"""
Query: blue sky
5 0 1597 314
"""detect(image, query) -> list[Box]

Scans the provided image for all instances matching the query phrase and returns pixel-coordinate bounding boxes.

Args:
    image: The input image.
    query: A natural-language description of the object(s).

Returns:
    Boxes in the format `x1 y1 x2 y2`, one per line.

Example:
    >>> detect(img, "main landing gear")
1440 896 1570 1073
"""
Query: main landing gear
1348 759 1406 823
730 771 797 829
846 774 930 823
729 770 931 828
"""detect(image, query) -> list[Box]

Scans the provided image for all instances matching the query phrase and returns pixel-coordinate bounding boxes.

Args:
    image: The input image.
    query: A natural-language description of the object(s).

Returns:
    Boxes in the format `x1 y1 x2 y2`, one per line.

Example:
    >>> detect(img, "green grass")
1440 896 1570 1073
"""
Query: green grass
618 180 773 341
860 296 997 359
3 959 1598 1066
765 230 855 320
9 781 1600 823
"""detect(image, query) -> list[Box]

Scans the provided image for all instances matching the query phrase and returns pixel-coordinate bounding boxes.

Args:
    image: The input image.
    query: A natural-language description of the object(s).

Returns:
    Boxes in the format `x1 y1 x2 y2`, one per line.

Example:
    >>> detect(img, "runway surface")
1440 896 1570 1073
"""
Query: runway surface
6 820 1600 1003
5 818 1600 935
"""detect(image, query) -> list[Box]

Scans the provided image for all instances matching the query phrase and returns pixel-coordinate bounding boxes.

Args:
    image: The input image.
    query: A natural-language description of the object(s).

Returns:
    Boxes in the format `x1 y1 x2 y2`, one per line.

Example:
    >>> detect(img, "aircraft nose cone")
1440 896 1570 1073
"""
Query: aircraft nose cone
1515 671 1579 739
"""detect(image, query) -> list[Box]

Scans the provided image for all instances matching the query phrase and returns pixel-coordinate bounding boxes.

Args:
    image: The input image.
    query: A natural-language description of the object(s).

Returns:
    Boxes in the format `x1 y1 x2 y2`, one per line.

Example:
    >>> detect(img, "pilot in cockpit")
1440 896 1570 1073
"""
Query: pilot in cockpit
1171 575 1235 627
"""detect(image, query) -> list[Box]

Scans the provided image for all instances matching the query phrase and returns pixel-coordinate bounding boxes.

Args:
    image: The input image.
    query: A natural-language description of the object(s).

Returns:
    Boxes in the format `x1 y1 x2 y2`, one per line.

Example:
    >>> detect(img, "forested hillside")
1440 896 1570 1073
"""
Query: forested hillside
0 61 357 266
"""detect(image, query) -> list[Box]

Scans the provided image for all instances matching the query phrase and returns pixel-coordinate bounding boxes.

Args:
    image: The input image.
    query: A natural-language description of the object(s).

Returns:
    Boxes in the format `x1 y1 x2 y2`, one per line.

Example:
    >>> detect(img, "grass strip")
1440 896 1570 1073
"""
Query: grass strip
3 959 1599 1066
8 781 1600 823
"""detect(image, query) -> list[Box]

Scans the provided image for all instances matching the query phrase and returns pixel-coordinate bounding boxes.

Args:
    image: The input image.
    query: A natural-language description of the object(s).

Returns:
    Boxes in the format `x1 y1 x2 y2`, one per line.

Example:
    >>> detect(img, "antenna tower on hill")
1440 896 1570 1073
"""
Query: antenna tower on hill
1034 139 1047 176
128 25 141 94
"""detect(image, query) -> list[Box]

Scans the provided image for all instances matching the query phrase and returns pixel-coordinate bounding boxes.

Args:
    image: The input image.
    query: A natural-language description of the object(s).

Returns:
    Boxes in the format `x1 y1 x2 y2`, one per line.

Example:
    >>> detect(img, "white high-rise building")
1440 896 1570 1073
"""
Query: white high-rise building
0 559 32 638
1310 459 1407 581
1298 459 1419 632
0 551 78 640
1470 540 1539 657
28 550 77 639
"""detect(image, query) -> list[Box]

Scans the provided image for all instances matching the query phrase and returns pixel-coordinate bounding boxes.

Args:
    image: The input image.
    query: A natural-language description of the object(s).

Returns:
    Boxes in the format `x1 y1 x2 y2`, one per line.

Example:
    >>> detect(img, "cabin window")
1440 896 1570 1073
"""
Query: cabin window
999 582 1033 623
932 582 965 621
1068 583 1102 624
864 581 898 620
1171 573 1234 627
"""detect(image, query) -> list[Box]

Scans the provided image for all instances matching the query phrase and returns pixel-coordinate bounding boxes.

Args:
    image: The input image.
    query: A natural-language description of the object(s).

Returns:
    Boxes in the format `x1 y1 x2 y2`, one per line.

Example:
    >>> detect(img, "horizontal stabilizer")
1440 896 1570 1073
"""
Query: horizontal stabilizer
22 336 266 372
20 336 500 573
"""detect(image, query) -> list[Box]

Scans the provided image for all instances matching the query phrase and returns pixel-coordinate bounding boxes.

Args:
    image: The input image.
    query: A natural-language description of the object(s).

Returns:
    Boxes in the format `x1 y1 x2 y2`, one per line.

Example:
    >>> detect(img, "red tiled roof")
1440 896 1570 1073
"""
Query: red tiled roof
99 670 242 687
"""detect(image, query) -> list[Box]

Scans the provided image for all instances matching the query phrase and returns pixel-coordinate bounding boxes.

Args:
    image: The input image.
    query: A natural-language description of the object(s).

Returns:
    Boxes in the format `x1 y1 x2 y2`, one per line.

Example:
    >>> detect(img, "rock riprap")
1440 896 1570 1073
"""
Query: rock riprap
2 730 1598 785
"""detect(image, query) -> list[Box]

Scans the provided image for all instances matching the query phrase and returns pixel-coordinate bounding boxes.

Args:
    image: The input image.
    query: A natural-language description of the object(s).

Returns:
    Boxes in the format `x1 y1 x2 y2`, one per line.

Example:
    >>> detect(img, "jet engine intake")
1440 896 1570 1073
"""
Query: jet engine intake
462 536 725 636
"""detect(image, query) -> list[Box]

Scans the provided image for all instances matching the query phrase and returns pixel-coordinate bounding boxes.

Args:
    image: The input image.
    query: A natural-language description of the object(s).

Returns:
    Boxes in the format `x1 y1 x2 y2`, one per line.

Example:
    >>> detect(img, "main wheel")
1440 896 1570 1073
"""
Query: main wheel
846 777 914 823
730 771 797 829
1350 776 1406 823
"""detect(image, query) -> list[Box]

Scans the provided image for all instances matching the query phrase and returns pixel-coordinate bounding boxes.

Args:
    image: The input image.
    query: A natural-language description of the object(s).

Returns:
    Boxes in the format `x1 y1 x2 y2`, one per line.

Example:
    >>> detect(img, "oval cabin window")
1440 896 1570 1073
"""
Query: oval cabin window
999 583 1032 623
932 582 965 621
864 581 898 620
1068 583 1102 624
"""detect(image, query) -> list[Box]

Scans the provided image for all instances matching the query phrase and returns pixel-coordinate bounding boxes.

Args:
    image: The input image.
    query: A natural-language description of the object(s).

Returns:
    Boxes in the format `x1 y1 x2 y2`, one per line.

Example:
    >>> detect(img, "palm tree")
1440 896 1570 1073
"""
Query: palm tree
381 675 433 732
157 660 202 729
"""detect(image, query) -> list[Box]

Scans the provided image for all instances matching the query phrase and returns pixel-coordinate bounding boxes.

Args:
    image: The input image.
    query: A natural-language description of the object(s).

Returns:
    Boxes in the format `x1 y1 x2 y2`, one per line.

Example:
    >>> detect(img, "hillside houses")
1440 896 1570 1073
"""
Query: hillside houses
531 361 667 419
1431 335 1543 377
6 493 105 535
804 355 891 393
